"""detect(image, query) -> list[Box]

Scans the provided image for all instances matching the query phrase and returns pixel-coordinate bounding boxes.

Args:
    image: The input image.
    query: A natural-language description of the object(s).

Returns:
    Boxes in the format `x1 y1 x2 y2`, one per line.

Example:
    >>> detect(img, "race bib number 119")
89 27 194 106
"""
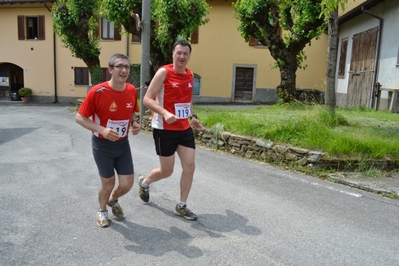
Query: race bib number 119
106 119 129 137
174 103 191 118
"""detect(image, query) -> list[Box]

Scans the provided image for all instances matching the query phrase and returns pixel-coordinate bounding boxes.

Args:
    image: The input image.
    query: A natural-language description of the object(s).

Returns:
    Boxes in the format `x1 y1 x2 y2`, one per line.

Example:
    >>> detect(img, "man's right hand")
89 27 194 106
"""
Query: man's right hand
102 128 119 141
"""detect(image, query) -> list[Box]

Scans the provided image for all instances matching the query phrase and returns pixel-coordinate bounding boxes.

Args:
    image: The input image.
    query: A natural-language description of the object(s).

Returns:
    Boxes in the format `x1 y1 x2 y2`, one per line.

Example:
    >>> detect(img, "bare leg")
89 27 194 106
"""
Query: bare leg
145 154 175 185
109 174 134 202
98 176 115 210
176 145 196 202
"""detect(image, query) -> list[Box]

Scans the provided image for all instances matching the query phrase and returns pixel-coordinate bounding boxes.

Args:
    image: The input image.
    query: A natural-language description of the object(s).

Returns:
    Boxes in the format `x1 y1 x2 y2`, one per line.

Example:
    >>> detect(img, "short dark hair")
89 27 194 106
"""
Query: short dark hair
172 39 192 53
108 53 130 67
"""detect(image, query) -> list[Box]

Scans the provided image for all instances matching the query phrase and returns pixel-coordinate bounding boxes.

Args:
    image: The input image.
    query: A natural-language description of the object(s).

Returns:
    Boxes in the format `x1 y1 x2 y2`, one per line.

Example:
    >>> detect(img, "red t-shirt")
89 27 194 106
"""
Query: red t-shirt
78 81 139 139
151 64 194 131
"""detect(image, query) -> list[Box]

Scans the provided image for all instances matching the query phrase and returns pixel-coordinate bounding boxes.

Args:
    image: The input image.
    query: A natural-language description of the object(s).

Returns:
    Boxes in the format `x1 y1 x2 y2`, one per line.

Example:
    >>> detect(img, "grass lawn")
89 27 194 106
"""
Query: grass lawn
194 104 399 160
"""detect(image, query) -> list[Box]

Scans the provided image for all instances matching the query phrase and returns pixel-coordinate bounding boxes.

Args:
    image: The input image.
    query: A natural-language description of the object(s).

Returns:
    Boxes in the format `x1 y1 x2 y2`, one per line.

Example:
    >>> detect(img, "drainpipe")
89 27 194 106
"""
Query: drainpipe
361 6 383 108
126 33 130 58
44 1 58 103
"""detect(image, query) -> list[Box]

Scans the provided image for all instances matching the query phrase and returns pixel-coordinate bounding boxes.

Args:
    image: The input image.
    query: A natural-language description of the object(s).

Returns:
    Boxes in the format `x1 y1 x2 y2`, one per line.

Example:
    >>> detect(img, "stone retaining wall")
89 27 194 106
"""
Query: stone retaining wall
140 116 399 171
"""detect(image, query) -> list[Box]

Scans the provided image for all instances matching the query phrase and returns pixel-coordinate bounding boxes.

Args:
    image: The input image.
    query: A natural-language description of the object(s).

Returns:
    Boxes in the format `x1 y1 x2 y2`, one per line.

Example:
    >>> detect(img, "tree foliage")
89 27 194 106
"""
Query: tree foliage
102 0 210 70
52 0 102 85
233 0 326 102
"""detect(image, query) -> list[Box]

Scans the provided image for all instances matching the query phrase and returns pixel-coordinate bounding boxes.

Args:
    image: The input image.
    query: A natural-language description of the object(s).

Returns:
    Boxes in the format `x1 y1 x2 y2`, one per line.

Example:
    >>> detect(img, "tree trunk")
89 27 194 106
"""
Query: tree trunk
85 58 102 85
276 53 298 103
325 9 338 110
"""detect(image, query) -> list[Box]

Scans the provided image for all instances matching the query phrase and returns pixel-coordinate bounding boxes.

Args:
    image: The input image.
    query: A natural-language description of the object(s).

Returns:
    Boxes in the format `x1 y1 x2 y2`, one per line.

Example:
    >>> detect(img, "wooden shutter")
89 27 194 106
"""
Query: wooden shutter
191 27 199 44
131 34 140 42
114 23 121 40
37 16 45 40
18 15 25 40
249 36 257 46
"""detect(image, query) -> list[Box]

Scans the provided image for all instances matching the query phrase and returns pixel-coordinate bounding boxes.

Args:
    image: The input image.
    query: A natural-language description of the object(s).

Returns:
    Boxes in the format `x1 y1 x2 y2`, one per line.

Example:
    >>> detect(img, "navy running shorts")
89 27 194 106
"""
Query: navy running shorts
91 135 134 178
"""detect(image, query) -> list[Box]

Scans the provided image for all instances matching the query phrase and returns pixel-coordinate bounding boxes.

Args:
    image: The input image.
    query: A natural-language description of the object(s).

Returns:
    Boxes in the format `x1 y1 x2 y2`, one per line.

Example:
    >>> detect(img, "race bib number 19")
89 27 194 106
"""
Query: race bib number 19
106 119 129 137
174 103 191 118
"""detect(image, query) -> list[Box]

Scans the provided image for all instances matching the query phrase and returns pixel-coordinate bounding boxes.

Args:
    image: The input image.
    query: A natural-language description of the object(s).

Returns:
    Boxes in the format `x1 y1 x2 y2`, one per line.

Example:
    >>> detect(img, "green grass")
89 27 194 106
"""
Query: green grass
195 104 399 159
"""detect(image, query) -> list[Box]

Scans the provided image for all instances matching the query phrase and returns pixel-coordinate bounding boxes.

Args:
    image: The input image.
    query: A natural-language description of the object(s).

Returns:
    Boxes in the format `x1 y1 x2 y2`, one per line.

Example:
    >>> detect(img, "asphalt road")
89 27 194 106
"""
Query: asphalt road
1 104 399 266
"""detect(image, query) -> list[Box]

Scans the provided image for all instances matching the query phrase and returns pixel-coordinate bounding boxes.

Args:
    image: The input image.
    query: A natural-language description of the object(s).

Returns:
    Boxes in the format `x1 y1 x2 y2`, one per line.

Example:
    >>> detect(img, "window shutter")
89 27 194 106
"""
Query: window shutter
18 15 25 40
83 68 89 85
131 34 140 43
114 23 121 40
38 16 45 40
191 27 199 44
249 36 257 46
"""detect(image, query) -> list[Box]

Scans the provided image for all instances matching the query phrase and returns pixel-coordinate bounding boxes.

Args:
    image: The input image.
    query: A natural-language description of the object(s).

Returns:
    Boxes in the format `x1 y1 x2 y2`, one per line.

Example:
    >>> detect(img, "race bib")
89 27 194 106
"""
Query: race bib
106 119 129 137
174 103 191 119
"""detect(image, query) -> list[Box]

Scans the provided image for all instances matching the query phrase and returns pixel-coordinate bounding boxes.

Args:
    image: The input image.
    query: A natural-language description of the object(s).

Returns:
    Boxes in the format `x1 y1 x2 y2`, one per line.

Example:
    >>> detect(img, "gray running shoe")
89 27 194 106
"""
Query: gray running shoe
96 210 110 228
107 200 124 219
138 176 150 203
174 204 198 221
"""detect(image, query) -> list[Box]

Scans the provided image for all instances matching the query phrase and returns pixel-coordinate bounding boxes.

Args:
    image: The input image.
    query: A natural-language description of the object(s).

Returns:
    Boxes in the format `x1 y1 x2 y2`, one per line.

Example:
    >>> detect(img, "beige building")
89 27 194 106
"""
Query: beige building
0 0 327 104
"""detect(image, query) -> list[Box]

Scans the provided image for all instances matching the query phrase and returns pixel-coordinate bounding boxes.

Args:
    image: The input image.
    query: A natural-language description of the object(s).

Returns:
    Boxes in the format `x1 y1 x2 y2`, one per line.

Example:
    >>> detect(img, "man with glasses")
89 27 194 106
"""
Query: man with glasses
138 40 203 220
76 53 141 227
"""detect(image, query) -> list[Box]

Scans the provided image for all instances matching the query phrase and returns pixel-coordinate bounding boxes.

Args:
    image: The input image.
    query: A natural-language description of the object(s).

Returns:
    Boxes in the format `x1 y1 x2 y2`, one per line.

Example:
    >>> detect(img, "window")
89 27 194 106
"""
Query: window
249 36 263 47
249 28 282 47
74 67 89 85
191 27 199 44
131 34 141 43
338 38 348 78
193 74 201 95
101 68 111 82
18 15 45 40
95 18 121 41
397 46 399 65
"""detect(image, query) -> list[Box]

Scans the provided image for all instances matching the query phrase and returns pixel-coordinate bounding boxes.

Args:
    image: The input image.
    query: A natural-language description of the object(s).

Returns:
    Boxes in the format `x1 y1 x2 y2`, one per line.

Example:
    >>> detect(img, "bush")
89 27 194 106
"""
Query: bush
18 87 33 97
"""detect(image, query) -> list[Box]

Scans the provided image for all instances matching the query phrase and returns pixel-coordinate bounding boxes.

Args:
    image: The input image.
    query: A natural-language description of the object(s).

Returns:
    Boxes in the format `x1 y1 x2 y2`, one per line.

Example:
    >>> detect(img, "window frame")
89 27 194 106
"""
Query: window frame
101 68 111 82
397 46 399 65
338 38 349 78
74 67 89 86
96 18 121 41
193 73 201 95
17 15 45 40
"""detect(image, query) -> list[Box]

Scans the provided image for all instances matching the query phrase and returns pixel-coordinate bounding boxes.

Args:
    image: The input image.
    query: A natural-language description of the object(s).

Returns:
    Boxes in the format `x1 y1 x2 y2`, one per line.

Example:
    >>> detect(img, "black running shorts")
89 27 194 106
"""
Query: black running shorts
91 135 134 178
152 128 195 157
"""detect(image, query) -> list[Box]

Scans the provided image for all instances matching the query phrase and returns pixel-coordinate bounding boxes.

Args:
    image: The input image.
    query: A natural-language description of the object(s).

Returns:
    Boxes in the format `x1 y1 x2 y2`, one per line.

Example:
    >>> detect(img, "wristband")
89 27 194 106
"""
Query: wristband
190 114 198 120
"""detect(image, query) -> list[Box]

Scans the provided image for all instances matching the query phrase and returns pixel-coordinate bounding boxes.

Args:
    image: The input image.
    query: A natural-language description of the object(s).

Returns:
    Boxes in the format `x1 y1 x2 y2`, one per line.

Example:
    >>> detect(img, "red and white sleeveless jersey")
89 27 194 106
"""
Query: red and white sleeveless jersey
151 64 194 131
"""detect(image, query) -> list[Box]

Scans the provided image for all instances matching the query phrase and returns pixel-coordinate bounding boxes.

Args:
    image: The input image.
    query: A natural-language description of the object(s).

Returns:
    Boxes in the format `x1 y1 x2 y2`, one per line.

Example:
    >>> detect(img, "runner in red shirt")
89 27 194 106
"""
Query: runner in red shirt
139 40 204 220
76 53 140 227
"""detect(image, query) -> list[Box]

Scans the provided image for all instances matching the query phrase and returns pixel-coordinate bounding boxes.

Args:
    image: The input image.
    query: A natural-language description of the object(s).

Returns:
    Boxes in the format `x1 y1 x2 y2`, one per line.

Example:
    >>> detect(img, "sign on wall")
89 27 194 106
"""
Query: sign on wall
0 77 9 86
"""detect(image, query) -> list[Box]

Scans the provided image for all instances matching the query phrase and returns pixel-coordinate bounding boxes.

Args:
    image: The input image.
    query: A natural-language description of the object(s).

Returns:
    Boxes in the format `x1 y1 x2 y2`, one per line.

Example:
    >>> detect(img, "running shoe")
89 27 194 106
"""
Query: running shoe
107 200 124 219
174 204 198 221
138 176 150 203
96 210 110 228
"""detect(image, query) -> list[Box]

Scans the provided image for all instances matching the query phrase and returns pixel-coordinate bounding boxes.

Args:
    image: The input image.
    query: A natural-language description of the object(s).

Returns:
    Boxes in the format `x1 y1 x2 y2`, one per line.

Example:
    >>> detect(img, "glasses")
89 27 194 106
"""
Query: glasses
113 64 130 70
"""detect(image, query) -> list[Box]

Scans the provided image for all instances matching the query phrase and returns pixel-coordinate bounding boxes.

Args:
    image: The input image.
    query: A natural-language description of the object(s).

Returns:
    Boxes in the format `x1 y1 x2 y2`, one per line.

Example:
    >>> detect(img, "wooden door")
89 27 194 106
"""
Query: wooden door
234 67 254 102
347 27 378 107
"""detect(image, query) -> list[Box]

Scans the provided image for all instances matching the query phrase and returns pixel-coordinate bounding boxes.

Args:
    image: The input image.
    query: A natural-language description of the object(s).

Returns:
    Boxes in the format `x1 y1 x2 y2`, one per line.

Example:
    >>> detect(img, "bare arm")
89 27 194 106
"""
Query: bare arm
75 113 119 141
143 68 178 124
130 113 141 135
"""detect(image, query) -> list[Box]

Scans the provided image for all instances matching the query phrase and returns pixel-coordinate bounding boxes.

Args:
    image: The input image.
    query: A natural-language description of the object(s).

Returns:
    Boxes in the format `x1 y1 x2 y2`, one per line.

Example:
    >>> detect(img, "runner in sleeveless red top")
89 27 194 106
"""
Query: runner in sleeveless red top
139 40 204 221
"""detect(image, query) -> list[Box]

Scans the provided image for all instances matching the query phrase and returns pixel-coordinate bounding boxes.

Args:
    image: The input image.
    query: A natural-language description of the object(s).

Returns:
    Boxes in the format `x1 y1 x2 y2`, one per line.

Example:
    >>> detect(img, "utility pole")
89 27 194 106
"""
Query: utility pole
139 0 151 125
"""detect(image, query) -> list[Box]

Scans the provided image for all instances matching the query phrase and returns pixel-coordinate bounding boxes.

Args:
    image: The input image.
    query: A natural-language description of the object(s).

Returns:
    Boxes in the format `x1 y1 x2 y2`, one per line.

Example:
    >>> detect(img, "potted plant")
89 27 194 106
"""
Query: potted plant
18 87 33 103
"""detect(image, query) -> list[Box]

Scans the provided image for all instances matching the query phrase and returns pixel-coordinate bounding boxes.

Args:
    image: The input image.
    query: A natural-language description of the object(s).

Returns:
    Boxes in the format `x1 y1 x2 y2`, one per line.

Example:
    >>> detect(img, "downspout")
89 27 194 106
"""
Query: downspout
361 6 383 108
44 1 58 103
126 33 130 58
